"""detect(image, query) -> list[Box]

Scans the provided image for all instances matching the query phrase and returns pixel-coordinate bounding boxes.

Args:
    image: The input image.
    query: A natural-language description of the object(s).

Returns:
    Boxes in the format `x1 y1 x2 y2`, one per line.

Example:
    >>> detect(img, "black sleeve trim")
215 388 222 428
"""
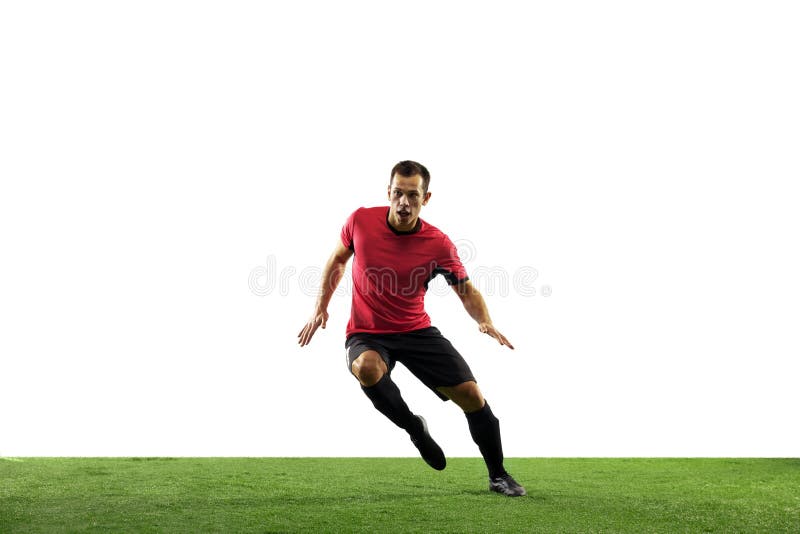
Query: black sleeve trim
424 268 469 290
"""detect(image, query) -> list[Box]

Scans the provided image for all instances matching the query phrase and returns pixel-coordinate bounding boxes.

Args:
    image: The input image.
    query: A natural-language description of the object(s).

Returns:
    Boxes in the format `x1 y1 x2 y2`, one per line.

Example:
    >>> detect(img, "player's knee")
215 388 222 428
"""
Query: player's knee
444 381 484 412
463 393 485 413
351 351 386 386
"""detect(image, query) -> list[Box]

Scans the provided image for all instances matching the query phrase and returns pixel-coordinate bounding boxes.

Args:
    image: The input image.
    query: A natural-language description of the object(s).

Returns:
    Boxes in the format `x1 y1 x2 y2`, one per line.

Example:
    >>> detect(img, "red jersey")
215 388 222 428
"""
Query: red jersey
340 206 469 337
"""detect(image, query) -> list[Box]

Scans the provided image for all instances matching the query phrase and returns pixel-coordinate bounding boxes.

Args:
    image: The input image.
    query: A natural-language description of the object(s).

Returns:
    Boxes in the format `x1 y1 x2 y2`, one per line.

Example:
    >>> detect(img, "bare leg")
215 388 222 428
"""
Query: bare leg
437 381 486 413
350 350 388 387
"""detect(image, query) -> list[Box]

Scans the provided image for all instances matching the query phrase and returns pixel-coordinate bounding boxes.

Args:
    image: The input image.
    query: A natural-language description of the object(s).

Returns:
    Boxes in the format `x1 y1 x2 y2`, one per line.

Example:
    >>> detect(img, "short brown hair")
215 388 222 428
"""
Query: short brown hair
390 160 430 193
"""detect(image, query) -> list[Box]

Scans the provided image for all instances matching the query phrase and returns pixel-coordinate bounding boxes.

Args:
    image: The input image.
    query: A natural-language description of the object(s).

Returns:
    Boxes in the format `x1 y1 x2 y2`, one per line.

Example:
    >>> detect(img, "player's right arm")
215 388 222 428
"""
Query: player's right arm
297 239 354 346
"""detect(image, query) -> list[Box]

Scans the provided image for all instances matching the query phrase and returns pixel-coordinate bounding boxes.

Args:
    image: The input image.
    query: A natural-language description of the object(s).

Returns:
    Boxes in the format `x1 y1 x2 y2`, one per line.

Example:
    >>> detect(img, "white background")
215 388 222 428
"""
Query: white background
1 1 798 457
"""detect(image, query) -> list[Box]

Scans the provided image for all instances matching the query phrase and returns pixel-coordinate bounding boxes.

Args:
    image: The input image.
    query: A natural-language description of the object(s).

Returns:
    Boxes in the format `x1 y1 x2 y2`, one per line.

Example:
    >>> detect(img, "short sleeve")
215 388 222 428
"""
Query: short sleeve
340 209 358 251
438 234 469 285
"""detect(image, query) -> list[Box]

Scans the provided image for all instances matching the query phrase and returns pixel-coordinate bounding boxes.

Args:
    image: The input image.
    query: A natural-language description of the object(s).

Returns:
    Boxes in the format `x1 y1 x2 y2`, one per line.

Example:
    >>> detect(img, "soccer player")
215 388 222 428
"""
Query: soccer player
297 160 526 497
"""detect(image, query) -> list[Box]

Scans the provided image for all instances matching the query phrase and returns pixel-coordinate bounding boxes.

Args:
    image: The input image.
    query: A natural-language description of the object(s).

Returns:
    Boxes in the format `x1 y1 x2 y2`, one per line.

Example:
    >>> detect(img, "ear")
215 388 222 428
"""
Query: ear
387 186 392 200
422 191 432 206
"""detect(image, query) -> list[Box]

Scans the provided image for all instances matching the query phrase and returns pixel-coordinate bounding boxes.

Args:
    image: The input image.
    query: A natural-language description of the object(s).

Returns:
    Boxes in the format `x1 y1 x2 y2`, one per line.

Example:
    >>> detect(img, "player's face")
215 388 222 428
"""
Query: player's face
387 174 431 231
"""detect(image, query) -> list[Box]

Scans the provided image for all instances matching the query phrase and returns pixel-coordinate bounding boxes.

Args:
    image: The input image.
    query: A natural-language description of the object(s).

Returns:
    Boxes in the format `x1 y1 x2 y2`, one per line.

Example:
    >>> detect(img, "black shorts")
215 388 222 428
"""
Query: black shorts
344 326 476 401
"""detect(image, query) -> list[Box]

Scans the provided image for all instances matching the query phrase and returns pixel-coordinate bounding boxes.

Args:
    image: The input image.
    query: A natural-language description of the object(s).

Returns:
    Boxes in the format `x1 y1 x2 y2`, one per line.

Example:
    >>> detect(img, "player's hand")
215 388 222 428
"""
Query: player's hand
478 322 515 350
297 309 329 347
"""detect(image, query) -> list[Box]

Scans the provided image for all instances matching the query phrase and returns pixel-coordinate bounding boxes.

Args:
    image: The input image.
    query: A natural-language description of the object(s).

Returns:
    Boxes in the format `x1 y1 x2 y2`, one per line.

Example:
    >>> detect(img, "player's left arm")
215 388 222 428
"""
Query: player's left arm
451 279 515 350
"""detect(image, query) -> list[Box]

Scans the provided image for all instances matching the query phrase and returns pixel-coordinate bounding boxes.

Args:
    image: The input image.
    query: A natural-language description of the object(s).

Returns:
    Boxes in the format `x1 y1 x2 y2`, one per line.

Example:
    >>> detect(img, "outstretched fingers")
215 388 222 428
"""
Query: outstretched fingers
496 332 515 350
297 314 328 347
479 323 515 350
297 322 318 346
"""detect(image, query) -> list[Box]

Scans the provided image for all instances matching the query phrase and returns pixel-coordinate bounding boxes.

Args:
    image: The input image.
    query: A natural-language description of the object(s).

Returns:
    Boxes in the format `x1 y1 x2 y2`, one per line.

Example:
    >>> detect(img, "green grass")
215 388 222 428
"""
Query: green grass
1 458 798 533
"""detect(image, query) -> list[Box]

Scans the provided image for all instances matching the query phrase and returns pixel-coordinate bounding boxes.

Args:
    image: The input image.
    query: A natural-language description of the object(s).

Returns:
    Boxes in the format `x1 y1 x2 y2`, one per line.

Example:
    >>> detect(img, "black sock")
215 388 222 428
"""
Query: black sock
465 402 507 479
361 374 422 435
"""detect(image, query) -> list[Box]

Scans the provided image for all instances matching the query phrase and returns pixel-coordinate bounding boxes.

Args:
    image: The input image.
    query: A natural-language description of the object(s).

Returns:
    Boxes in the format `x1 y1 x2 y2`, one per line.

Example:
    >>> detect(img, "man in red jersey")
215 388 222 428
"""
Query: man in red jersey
298 160 526 497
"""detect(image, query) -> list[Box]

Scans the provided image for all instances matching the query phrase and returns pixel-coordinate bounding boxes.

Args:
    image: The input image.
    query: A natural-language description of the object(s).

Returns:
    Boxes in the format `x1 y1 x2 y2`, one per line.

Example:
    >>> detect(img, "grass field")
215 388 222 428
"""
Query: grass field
1 457 798 533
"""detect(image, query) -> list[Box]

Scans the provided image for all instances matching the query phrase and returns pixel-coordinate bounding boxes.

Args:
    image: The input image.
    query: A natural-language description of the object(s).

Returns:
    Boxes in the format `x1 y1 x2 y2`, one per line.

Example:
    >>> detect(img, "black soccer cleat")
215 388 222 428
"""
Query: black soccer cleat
409 415 446 470
489 474 527 497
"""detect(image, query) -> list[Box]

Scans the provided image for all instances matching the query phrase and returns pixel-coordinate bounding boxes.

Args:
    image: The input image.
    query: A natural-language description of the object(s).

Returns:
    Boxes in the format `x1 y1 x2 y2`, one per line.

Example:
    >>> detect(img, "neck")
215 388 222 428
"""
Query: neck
387 210 420 233
389 218 416 232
